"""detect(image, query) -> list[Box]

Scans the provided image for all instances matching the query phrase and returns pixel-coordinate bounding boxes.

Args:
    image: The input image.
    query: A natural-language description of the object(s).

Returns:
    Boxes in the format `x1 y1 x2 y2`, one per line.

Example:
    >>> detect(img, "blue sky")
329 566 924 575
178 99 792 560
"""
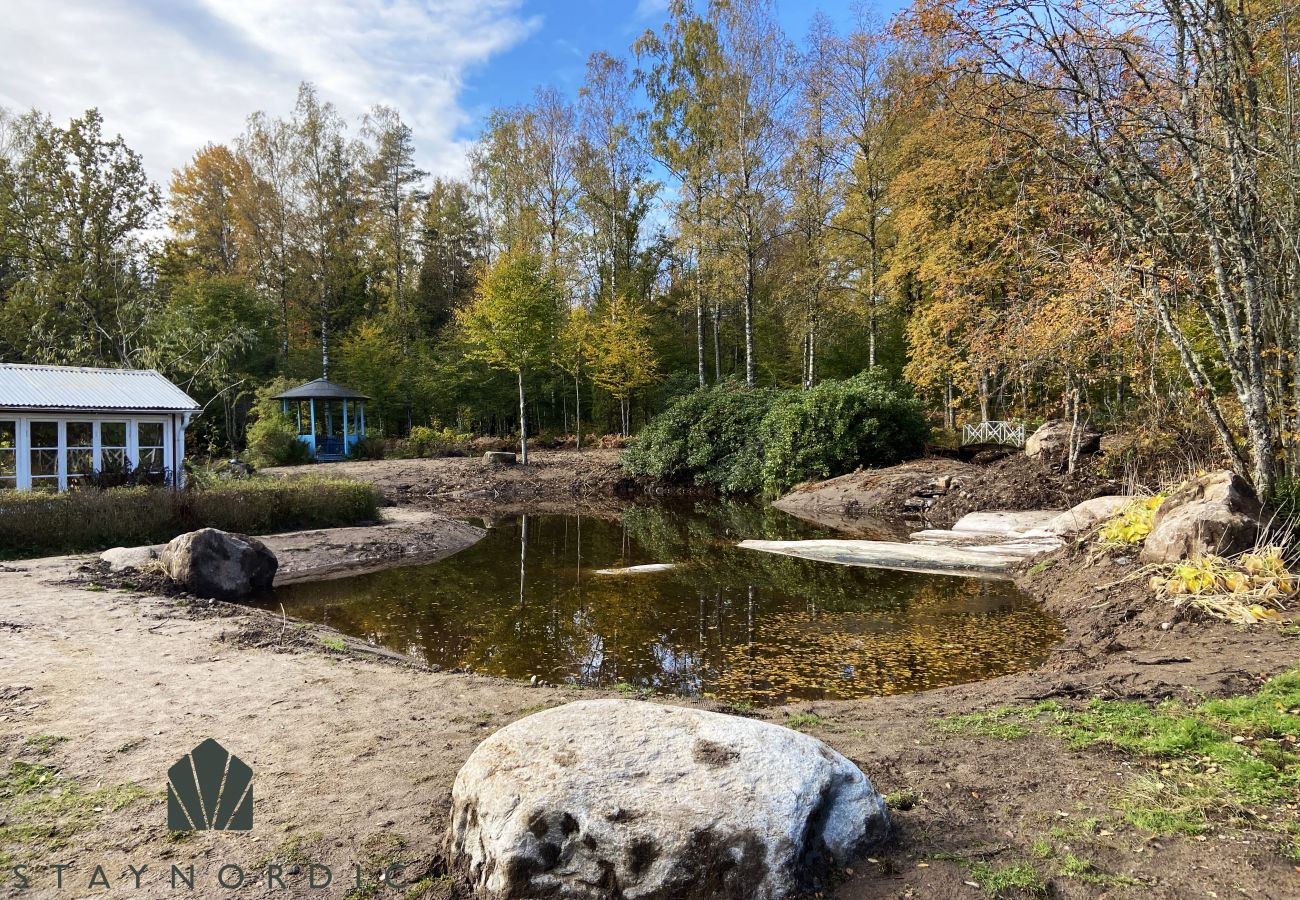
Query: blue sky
0 0 904 185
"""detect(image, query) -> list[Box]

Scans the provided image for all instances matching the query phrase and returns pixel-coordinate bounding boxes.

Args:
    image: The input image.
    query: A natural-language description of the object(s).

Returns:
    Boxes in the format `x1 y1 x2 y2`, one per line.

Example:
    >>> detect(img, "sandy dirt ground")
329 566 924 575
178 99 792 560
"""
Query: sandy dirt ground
2 452 1299 899
264 450 634 520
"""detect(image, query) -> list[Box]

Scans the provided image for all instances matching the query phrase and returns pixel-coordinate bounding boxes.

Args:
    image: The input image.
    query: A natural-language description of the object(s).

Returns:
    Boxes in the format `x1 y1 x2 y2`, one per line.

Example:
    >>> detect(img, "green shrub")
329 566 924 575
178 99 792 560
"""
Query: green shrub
623 374 929 496
757 372 929 495
246 408 312 468
622 381 777 493
349 432 386 460
244 379 312 468
1272 477 1300 521
0 478 380 559
403 423 470 457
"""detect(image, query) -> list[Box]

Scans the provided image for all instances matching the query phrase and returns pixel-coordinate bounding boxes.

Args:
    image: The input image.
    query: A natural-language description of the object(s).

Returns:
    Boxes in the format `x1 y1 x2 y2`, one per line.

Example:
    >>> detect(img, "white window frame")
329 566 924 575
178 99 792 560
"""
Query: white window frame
0 412 179 492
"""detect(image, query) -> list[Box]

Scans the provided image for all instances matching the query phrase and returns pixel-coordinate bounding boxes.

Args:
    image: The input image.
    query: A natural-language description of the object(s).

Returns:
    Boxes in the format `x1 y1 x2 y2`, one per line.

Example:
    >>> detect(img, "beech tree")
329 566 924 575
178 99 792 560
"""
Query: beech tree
457 251 562 463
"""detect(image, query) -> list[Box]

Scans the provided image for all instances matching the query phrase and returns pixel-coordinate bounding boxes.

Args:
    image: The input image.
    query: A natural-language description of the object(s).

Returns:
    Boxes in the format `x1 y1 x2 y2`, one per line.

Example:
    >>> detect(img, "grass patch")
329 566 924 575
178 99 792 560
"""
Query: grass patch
967 861 1047 898
319 635 346 652
783 712 828 731
1051 668 1300 839
0 476 381 559
0 761 151 852
24 735 68 755
934 703 1060 739
930 670 1300 852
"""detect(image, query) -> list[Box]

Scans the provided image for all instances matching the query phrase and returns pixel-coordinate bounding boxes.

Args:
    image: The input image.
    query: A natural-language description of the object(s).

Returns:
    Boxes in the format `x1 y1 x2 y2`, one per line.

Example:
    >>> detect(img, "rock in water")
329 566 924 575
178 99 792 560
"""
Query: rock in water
159 528 278 600
447 699 888 900
1024 419 1101 463
1141 471 1263 564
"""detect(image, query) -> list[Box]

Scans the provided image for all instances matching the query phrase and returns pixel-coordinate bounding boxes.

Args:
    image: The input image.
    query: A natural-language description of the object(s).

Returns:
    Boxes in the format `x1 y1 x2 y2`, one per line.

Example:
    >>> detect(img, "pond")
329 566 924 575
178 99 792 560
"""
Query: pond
269 502 1062 707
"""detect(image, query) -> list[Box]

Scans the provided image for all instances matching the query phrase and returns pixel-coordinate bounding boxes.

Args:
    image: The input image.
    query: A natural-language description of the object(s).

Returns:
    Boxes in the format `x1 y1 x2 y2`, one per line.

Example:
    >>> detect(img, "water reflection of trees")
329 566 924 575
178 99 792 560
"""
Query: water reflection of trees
273 504 1062 706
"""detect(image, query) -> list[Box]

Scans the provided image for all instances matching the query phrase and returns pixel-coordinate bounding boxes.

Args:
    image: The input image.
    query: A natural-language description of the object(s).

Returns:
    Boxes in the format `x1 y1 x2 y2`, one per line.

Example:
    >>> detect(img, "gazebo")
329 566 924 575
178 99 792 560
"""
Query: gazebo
272 379 368 460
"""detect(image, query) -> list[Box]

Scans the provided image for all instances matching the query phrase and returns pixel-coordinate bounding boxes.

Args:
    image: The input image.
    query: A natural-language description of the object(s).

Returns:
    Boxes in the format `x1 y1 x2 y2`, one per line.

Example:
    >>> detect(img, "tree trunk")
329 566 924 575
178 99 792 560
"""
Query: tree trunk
696 269 706 388
518 369 529 465
319 275 330 379
574 373 582 451
712 300 722 382
743 245 756 388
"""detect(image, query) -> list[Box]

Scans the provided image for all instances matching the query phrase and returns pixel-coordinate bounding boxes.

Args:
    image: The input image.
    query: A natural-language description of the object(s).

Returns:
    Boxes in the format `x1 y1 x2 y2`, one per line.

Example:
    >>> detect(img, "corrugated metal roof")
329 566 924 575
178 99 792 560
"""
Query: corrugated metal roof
273 378 369 401
0 364 201 411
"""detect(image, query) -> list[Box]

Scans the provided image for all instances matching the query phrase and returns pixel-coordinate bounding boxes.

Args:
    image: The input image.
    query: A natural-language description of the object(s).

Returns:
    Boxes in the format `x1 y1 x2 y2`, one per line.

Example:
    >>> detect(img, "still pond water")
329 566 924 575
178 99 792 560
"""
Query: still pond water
271 503 1061 707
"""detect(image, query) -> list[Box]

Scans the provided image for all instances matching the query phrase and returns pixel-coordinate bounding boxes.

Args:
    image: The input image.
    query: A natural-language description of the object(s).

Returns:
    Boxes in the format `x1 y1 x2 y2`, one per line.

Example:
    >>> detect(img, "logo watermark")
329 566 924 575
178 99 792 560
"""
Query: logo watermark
166 738 252 832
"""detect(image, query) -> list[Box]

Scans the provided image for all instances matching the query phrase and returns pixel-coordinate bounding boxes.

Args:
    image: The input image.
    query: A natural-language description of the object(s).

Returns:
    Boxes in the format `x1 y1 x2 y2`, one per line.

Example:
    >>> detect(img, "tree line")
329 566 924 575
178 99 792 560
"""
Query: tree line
1 0 1297 493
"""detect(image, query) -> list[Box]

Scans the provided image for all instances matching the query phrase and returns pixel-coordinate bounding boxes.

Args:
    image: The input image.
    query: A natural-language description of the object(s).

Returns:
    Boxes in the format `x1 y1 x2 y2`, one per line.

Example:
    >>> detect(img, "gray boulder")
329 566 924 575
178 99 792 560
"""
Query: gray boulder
159 528 278 600
1025 419 1101 462
1141 471 1263 564
447 699 888 900
482 451 517 467
100 545 159 572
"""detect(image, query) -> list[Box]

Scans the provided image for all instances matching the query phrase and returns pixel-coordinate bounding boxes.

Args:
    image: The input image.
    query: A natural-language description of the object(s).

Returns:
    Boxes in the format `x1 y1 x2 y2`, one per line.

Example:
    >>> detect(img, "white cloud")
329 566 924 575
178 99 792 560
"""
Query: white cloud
0 0 539 185
635 0 669 19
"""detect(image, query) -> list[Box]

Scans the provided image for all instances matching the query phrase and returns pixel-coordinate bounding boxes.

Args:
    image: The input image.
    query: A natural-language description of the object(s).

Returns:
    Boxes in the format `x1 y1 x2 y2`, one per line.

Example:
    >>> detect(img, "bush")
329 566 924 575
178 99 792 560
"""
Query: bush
406 424 468 457
0 477 381 559
246 407 312 468
622 382 778 493
758 372 930 495
1272 477 1300 522
349 432 386 461
623 374 930 496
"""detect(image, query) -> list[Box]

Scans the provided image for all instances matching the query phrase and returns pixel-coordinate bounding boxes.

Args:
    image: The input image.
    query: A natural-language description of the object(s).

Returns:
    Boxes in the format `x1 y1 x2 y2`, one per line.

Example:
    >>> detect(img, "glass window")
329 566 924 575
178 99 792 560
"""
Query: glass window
0 420 15 490
138 422 164 472
66 421 94 481
30 420 58 491
101 421 128 471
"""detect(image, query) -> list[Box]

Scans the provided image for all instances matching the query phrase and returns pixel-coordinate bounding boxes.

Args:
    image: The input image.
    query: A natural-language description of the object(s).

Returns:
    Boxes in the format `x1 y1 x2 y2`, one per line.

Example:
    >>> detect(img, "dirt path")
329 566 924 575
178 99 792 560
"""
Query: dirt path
2 456 1299 899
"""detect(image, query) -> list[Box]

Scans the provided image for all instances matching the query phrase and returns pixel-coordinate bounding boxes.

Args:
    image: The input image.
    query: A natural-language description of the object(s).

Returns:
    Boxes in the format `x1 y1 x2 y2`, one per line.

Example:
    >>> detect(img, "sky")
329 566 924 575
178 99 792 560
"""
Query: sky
0 0 899 187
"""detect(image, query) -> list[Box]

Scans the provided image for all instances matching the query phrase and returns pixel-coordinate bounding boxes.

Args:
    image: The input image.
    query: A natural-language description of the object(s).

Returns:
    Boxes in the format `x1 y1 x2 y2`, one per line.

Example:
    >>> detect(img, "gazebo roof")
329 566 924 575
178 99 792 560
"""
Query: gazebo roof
272 378 369 401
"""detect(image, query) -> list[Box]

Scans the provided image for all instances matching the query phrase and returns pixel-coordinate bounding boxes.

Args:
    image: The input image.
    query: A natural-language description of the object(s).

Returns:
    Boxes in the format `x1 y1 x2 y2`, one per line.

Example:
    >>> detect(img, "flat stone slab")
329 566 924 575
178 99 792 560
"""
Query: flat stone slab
593 563 677 575
951 510 1063 535
738 539 1021 579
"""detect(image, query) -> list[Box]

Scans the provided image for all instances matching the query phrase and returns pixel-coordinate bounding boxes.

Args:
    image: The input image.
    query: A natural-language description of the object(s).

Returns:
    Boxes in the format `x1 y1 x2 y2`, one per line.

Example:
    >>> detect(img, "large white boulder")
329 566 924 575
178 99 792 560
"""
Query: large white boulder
1141 471 1263 564
158 528 278 600
447 699 888 900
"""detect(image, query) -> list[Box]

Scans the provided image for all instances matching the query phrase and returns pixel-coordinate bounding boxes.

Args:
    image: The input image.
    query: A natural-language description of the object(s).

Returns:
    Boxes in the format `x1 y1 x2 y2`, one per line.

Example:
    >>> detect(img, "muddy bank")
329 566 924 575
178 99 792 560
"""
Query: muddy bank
775 454 1121 531
264 449 635 517
2 496 1297 898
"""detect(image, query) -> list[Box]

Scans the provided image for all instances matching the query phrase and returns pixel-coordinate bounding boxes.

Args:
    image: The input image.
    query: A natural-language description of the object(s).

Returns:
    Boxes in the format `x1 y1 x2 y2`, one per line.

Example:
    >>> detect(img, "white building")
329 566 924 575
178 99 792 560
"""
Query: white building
0 364 200 492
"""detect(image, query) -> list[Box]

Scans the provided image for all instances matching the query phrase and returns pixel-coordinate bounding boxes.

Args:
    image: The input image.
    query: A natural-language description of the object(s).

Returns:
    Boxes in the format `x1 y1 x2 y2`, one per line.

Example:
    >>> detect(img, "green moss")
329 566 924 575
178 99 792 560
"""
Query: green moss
885 788 919 811
319 635 346 651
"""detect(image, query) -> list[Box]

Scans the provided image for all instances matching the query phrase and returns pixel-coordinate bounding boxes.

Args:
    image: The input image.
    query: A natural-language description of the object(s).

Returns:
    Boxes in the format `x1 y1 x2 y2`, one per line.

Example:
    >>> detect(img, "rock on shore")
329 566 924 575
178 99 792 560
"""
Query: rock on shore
447 699 889 900
159 528 278 600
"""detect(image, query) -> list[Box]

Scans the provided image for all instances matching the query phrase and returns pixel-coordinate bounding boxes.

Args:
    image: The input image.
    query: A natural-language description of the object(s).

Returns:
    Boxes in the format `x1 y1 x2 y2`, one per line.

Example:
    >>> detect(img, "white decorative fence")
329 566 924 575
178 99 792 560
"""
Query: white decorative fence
961 420 1026 447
